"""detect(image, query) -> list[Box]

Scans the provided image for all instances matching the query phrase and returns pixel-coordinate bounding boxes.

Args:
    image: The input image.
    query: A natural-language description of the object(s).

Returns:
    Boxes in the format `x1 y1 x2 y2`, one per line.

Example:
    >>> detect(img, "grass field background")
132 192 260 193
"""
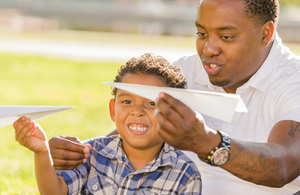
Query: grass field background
0 31 299 194
0 53 121 194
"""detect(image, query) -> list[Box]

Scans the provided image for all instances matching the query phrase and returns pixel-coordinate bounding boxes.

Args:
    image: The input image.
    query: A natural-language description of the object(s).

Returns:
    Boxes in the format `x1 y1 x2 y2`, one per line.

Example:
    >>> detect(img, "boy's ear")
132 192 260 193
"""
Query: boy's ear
109 98 116 122
261 21 275 47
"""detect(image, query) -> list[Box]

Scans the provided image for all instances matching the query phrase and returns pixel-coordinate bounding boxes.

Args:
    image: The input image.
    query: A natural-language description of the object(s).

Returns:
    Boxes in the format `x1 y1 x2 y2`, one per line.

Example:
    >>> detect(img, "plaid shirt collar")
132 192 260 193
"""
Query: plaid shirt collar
98 135 177 172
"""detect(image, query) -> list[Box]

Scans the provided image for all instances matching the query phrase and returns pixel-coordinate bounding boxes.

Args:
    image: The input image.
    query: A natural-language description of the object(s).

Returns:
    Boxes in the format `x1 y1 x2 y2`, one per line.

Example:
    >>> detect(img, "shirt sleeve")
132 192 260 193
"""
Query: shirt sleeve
274 75 300 123
56 162 90 195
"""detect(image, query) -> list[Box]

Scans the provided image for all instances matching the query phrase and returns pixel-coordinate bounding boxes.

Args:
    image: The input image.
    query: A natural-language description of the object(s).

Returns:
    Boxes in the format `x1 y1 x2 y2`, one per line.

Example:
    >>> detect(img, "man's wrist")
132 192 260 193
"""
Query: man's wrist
198 130 231 166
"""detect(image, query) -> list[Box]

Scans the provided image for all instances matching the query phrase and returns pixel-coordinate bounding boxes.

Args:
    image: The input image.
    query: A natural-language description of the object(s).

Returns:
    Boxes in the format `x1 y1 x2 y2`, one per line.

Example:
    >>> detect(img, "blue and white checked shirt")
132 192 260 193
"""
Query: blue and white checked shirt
57 136 202 195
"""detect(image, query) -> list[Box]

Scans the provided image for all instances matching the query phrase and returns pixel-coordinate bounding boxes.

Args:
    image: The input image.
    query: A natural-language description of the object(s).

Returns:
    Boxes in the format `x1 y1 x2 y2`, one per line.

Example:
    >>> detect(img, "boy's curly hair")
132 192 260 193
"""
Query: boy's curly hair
111 53 186 96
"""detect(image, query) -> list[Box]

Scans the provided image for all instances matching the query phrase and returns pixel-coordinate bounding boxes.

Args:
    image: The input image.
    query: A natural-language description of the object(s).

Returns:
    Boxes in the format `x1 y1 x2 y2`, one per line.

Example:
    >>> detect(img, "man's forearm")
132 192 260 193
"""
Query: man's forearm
222 139 294 187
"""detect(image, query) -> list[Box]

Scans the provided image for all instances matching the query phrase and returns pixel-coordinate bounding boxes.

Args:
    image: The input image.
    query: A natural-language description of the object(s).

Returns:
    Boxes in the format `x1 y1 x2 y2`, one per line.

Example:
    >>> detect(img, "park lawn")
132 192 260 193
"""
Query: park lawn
0 53 121 194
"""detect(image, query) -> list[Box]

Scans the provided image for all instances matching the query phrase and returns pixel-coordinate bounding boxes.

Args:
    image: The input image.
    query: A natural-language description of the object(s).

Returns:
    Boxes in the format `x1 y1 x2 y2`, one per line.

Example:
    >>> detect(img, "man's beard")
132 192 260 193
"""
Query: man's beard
210 79 230 87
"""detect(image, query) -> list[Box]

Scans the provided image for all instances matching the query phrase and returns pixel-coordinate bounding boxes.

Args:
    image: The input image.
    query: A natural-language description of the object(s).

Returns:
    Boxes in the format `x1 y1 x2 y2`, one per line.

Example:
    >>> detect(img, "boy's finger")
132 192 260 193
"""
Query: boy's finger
13 116 28 136
18 122 35 145
15 118 33 142
21 125 36 146
13 116 25 128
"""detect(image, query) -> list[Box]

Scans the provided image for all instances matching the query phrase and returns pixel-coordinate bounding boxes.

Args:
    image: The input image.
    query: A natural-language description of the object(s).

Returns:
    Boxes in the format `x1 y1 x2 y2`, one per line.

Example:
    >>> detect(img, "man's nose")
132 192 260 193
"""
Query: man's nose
203 36 221 57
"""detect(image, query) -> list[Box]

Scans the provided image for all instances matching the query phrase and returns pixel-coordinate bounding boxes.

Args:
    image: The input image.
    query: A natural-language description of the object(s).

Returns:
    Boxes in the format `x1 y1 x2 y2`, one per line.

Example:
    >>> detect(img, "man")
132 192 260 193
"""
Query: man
49 0 300 194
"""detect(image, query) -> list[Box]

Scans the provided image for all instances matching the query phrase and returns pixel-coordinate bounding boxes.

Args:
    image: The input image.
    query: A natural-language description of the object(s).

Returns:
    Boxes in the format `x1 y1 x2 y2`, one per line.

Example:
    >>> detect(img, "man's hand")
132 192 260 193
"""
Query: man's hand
155 93 300 187
49 136 91 170
155 92 220 157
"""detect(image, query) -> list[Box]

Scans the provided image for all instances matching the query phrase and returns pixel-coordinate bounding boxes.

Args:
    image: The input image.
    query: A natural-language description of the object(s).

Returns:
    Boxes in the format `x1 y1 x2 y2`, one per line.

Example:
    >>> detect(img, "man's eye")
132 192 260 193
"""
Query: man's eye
122 100 132 104
147 102 156 106
221 36 233 40
196 32 207 38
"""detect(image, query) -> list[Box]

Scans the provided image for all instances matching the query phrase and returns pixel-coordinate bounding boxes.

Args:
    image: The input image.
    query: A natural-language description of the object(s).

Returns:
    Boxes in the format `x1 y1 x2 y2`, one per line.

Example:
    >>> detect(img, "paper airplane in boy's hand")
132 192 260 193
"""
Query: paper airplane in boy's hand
104 82 248 123
0 106 74 128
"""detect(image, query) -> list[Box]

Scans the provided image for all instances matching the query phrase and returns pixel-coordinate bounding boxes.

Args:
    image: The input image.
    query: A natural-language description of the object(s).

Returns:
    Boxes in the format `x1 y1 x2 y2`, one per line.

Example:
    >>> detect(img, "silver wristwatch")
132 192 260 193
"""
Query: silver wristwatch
198 130 231 166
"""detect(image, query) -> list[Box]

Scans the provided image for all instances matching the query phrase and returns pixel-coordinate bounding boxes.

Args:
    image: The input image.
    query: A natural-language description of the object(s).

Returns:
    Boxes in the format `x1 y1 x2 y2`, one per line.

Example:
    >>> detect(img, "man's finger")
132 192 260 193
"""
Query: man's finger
50 148 86 160
157 92 195 119
156 122 174 144
57 135 82 144
155 109 178 135
155 95 188 131
156 93 201 131
49 136 86 153
53 158 86 170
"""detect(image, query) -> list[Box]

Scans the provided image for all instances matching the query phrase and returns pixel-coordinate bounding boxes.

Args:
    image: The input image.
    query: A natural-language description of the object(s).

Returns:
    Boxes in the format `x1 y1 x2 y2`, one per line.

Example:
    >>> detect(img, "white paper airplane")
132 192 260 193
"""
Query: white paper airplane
104 82 247 123
0 106 74 128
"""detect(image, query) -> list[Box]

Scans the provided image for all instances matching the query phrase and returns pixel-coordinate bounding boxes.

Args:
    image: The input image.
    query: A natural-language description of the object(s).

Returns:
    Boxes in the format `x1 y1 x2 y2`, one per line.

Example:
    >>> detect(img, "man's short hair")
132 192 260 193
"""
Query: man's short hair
241 0 279 27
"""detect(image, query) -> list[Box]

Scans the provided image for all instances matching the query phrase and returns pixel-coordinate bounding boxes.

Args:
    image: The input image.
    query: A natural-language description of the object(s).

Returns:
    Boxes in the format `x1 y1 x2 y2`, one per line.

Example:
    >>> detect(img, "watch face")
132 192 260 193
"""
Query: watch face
211 148 230 166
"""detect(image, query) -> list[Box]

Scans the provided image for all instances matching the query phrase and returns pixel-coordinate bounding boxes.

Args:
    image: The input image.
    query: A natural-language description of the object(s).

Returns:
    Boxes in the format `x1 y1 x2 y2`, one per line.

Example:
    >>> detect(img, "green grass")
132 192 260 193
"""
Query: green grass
0 53 121 194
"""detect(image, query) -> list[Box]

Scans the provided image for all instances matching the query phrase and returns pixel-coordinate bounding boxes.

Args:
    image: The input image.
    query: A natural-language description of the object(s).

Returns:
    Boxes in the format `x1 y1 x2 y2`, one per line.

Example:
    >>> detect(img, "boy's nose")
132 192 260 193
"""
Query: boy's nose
130 106 146 117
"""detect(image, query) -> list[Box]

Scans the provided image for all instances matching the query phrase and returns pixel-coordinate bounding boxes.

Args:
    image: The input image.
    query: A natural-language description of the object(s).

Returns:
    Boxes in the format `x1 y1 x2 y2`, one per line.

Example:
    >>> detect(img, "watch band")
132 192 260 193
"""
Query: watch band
198 130 231 166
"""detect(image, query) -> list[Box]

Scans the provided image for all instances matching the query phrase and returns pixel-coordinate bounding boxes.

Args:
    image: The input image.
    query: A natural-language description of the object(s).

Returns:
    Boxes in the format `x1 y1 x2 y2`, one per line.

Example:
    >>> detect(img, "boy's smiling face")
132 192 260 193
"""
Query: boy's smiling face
109 73 165 153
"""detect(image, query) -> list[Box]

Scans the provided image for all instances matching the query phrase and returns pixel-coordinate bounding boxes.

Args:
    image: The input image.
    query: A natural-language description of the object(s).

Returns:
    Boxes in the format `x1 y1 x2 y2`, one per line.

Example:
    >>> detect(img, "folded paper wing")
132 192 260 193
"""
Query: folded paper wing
0 106 74 128
104 82 247 123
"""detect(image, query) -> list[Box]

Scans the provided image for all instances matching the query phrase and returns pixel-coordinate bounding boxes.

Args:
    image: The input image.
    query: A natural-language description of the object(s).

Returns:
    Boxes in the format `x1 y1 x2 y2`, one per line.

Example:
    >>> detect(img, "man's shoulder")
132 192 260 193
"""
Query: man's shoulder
171 53 208 87
172 53 201 68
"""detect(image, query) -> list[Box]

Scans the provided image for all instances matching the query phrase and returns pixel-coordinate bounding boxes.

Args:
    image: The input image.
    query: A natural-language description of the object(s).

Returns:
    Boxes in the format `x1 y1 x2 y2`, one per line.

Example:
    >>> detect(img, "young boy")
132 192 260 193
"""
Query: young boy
13 53 202 195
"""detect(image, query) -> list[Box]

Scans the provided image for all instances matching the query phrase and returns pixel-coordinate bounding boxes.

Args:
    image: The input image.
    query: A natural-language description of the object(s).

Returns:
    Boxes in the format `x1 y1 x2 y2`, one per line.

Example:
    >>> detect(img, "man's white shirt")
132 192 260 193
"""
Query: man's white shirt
172 33 300 195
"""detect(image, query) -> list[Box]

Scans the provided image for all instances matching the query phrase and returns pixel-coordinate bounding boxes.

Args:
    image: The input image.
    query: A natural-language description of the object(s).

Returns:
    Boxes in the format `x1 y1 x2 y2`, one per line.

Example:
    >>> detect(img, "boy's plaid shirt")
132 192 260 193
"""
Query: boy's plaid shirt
57 136 202 195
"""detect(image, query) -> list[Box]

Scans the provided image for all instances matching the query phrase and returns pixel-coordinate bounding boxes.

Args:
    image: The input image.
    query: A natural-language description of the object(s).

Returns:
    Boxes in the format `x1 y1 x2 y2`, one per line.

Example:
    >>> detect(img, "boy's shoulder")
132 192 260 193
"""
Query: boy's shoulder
163 144 200 176
165 144 194 162
83 135 119 150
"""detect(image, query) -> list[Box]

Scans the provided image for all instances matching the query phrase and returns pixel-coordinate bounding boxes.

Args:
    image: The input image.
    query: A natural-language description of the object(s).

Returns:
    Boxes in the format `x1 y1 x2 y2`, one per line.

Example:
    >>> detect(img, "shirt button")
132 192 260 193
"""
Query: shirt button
92 184 98 191
128 175 133 179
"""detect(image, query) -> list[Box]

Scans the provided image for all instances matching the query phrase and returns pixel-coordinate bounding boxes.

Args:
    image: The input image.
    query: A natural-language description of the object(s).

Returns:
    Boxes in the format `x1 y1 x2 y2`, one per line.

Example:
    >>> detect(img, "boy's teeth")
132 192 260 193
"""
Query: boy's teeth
129 125 148 131
210 64 217 68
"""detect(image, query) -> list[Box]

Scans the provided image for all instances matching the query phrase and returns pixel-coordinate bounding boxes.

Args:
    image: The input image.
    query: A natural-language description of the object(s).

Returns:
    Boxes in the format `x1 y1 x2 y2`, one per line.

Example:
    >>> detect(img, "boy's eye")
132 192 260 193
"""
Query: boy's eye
122 100 132 104
147 102 156 106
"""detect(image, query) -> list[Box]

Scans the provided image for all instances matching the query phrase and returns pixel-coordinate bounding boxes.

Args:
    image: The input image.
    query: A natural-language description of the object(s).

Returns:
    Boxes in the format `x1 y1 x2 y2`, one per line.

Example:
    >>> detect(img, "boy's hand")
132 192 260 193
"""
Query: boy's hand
13 116 48 154
49 136 91 170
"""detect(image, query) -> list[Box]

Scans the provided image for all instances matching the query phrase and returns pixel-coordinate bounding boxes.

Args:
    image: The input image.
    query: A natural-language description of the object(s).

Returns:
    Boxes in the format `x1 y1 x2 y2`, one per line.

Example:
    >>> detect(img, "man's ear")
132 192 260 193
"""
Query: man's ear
109 98 116 122
261 21 275 47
